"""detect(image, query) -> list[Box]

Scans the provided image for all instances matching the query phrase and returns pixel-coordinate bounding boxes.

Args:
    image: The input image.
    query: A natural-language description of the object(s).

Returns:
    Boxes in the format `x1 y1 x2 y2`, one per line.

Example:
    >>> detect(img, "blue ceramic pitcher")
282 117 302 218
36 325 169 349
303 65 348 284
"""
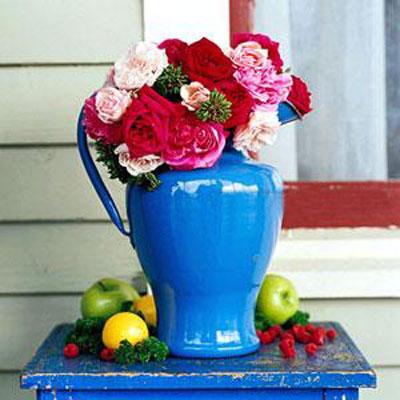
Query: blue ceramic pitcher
78 102 299 358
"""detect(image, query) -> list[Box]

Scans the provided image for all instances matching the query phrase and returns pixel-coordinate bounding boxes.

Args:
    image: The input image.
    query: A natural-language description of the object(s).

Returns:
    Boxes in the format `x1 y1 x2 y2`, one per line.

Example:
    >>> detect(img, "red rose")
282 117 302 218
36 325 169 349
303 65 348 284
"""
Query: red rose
232 33 283 72
182 38 234 85
216 79 254 129
158 38 188 66
287 75 312 116
83 95 123 145
122 85 183 157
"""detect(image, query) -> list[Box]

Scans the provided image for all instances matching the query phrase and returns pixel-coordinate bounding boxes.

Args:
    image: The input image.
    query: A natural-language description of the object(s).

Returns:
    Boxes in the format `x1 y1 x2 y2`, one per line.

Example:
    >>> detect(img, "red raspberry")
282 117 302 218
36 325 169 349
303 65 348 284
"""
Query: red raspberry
296 331 312 344
266 327 278 340
279 341 296 358
64 343 79 359
270 325 282 336
260 331 275 345
326 328 337 341
305 323 316 333
311 328 325 346
100 348 115 361
256 329 263 339
292 324 306 337
281 331 295 342
305 343 318 356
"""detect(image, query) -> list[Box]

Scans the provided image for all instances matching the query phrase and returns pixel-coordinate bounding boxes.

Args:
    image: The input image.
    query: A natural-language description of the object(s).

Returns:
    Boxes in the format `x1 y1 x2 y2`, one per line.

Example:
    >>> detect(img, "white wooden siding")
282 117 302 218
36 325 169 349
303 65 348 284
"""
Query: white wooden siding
0 66 109 144
0 0 142 64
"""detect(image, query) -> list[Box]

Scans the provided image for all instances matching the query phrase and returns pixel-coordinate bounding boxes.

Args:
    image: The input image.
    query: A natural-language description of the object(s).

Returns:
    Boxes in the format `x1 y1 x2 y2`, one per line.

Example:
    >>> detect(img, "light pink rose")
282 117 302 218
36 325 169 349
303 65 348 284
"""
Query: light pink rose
113 41 168 91
233 64 292 111
114 143 164 176
95 87 131 124
233 110 280 159
163 113 225 170
180 81 210 111
230 41 269 69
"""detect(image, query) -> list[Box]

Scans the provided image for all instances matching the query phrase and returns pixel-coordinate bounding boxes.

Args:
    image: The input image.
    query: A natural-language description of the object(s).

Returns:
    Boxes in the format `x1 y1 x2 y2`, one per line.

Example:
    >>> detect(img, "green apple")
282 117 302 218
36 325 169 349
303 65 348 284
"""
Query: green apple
256 274 299 325
81 278 140 320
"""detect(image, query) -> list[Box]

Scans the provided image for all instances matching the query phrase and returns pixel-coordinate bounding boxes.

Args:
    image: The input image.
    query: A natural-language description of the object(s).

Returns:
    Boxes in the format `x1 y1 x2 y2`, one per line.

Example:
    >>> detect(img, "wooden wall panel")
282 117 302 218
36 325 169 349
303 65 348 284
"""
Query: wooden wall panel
0 66 109 144
1 225 399 297
0 147 126 221
0 0 142 64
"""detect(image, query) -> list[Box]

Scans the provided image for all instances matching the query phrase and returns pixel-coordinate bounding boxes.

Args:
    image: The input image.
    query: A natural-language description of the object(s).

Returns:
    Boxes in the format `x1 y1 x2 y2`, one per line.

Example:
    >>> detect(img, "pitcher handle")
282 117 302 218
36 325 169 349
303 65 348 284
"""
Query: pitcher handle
77 109 130 237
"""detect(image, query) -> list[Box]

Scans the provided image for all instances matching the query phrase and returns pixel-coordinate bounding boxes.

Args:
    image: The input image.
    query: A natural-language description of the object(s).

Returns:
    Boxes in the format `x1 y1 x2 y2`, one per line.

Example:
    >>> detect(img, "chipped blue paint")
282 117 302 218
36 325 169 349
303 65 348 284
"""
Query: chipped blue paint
21 322 376 400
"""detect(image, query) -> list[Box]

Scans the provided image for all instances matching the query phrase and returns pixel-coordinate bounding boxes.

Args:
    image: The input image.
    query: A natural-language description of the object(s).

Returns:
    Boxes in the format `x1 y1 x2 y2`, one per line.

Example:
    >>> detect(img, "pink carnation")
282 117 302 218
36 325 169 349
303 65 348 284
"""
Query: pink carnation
163 113 225 170
95 87 131 123
234 63 292 111
83 95 123 144
233 110 280 159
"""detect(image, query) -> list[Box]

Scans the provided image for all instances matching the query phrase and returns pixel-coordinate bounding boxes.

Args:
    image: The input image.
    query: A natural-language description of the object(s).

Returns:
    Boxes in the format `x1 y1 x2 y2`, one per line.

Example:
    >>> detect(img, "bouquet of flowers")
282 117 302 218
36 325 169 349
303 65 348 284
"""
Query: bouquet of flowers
83 33 312 190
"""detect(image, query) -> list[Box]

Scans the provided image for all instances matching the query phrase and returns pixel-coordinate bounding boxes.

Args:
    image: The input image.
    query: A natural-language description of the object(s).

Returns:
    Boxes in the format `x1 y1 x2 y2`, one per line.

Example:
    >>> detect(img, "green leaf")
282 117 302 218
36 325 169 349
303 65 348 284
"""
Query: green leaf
154 64 189 101
282 310 311 329
65 317 105 355
115 337 169 365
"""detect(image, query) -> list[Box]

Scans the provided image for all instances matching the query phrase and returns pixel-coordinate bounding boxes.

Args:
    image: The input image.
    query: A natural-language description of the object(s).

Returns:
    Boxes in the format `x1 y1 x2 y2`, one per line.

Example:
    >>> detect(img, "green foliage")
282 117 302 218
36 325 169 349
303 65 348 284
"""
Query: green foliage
254 311 274 331
65 318 105 355
282 310 311 329
154 64 189 100
94 141 130 184
196 89 232 124
94 141 162 191
115 337 169 365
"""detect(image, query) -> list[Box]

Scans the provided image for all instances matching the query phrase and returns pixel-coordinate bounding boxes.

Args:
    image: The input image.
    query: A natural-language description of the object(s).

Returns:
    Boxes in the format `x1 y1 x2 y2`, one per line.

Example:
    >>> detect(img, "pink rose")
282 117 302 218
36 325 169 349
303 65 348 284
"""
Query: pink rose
230 41 269 69
114 143 164 176
83 95 123 145
95 87 131 124
163 113 225 170
180 81 210 111
233 110 280 159
234 64 292 111
114 41 168 91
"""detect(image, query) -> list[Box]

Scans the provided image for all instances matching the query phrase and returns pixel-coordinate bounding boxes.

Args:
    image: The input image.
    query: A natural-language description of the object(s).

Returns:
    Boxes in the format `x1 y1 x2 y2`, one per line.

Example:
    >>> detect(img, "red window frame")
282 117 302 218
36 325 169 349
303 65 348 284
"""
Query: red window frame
230 0 400 229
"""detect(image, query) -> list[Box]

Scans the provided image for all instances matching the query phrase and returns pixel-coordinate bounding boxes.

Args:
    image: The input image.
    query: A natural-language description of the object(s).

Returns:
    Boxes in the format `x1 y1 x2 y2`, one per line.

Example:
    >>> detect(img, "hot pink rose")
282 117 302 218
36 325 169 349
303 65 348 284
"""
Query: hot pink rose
230 41 269 69
163 113 225 170
122 85 183 158
83 95 123 144
232 33 283 72
95 87 131 123
234 64 292 111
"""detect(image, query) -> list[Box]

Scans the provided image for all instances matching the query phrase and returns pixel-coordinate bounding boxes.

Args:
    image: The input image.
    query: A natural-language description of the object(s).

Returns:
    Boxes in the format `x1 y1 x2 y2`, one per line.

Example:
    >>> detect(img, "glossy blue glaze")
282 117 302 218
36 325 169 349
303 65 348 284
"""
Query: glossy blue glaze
77 101 299 358
127 149 283 357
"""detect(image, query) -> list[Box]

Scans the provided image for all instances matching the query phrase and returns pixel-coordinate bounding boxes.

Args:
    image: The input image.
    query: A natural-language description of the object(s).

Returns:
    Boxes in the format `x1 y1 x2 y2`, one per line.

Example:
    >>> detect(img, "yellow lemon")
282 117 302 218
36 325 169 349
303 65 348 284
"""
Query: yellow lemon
134 295 157 327
102 312 148 350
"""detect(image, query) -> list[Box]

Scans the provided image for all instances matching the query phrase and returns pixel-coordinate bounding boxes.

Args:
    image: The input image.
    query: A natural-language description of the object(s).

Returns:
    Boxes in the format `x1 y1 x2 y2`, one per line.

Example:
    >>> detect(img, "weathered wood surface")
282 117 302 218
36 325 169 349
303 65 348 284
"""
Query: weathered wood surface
21 323 375 390
0 0 142 64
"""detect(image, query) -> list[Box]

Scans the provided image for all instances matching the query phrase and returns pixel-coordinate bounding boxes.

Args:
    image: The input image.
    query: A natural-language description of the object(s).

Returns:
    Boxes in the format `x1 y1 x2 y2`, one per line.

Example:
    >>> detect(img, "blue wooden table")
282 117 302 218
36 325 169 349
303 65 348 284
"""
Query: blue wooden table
21 322 376 399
